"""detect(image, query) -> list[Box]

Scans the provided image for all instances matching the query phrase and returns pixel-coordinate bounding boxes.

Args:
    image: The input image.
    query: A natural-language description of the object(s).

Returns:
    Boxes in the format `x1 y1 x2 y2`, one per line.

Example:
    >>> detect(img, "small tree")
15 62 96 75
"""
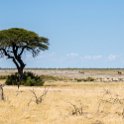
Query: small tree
0 28 49 88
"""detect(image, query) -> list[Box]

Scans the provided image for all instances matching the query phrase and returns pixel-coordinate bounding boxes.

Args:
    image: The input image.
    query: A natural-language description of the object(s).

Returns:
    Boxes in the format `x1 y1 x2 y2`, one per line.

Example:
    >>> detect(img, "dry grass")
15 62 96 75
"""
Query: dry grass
0 81 124 124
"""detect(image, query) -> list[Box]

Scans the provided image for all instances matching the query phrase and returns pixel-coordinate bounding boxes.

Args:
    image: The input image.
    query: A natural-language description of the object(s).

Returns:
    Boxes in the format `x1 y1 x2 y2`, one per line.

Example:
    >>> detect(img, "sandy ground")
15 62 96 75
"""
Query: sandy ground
0 69 124 79
0 81 124 124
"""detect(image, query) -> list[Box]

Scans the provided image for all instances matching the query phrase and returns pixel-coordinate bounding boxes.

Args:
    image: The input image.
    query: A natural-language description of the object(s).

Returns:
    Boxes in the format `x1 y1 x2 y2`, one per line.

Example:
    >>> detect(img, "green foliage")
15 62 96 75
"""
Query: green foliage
5 73 19 85
0 28 49 57
0 28 49 88
0 75 8 80
5 72 44 86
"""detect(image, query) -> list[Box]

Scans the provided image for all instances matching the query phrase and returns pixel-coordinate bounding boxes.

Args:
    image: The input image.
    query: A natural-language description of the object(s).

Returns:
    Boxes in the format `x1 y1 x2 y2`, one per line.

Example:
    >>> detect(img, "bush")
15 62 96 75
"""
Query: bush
5 73 18 85
75 78 83 82
5 72 44 86
0 75 8 80
75 77 95 82
84 77 95 82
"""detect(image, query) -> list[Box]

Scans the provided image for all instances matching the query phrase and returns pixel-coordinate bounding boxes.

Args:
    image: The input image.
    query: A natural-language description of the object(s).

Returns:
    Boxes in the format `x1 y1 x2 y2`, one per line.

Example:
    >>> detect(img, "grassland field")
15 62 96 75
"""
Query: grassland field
0 69 124 124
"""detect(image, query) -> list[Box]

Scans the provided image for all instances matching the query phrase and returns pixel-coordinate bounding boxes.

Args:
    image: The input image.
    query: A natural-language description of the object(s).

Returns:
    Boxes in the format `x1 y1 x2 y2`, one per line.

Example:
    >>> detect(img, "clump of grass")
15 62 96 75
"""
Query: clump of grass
92 120 104 124
75 77 95 82
40 75 62 81
84 77 95 82
40 75 69 82
75 78 83 82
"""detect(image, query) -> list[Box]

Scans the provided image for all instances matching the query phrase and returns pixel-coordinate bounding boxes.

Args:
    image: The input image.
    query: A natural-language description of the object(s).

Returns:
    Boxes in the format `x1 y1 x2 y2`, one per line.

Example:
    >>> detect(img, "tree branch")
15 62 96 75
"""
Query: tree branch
0 48 14 59
18 46 26 56
18 45 33 57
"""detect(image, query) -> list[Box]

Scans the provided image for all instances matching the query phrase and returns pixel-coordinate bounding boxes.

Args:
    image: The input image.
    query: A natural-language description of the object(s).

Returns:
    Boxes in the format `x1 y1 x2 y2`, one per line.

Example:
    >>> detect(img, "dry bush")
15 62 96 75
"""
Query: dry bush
0 84 5 100
68 101 88 116
97 88 124 119
67 88 124 122
92 120 104 124
28 88 49 105
69 102 84 116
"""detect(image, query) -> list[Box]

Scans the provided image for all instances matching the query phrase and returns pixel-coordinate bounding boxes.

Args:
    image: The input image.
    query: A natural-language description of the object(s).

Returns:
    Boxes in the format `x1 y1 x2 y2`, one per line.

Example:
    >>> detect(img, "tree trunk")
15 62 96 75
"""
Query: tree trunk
17 67 24 89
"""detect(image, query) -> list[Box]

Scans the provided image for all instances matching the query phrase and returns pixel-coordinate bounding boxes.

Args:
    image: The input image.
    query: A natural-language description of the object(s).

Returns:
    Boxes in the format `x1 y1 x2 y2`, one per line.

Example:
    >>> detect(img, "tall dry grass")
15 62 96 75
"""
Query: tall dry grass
0 82 124 124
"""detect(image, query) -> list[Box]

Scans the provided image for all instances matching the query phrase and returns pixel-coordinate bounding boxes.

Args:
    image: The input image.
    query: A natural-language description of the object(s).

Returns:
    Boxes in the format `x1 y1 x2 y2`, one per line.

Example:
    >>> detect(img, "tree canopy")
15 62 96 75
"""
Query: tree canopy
0 28 49 88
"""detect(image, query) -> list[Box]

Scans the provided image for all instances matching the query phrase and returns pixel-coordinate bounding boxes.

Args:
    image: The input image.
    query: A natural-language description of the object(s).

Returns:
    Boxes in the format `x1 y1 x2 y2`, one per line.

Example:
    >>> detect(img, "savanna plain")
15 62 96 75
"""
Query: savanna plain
0 69 124 124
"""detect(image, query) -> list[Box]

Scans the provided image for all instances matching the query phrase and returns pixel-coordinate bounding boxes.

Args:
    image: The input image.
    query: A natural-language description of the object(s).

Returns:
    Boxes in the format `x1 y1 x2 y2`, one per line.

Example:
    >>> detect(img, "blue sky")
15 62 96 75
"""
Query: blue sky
0 0 124 68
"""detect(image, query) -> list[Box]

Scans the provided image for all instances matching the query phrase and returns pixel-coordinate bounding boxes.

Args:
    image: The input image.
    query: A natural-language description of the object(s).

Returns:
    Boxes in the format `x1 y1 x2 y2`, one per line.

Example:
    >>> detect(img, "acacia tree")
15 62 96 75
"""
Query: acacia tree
0 28 49 88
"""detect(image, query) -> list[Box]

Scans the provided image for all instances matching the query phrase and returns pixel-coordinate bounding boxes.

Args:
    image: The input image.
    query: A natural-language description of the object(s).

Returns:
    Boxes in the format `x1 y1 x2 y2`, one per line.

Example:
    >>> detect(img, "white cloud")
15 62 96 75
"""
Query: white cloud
66 53 103 60
107 54 119 61
17 52 124 68
0 51 123 68
82 55 103 60
66 53 79 57
22 52 122 63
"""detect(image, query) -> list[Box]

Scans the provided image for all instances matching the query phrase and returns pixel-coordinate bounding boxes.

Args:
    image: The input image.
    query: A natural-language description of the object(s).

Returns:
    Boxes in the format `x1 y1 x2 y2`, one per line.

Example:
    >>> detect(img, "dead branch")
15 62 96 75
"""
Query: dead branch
28 87 49 105
0 84 5 101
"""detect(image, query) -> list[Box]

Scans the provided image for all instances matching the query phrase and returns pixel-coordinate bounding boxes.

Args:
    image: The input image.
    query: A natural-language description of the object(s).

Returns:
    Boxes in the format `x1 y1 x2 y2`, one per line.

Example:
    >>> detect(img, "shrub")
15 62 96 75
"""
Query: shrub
75 77 95 82
75 78 83 82
5 72 44 86
84 77 95 82
5 73 18 85
0 75 8 80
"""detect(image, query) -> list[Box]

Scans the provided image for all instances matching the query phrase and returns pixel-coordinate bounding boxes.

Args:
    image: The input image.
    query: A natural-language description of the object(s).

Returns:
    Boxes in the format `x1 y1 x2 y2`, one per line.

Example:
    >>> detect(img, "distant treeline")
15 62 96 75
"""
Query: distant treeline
0 68 124 70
